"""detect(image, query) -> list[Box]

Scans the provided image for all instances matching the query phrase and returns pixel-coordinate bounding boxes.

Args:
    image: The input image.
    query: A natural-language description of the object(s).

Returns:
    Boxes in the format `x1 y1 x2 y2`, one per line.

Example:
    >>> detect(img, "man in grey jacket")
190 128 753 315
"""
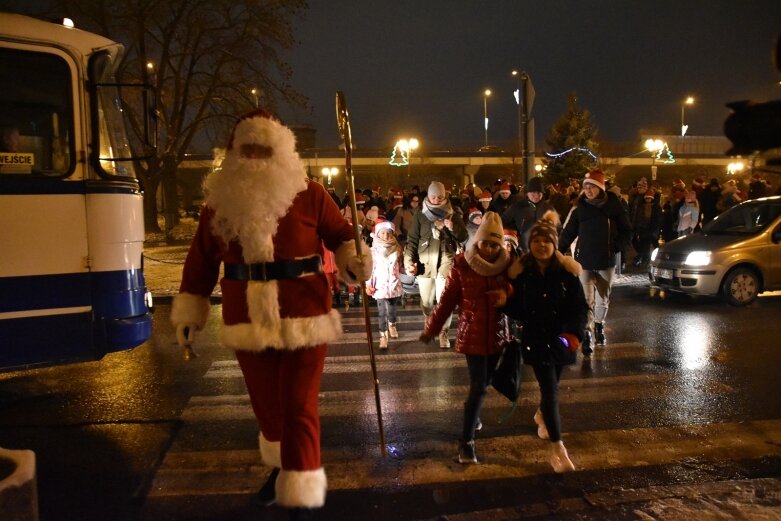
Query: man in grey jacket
404 181 468 348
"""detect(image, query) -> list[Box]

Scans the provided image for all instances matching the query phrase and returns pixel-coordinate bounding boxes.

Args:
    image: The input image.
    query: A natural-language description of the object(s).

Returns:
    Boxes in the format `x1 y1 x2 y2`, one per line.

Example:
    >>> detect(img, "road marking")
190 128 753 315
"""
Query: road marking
147 418 781 497
182 372 732 421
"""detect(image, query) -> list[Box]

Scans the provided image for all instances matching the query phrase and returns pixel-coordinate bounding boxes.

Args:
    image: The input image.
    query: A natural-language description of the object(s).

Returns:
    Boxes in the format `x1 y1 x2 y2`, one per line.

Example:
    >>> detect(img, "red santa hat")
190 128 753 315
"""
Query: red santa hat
692 176 705 188
644 188 656 199
583 170 606 191
355 193 367 205
478 191 493 202
373 219 395 235
673 178 686 189
467 208 482 224
499 182 511 194
502 229 519 249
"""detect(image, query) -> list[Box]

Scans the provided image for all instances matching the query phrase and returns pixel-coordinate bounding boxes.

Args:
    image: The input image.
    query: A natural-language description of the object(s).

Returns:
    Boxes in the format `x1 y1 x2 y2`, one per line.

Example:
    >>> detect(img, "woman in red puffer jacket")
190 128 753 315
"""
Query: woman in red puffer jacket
420 212 516 465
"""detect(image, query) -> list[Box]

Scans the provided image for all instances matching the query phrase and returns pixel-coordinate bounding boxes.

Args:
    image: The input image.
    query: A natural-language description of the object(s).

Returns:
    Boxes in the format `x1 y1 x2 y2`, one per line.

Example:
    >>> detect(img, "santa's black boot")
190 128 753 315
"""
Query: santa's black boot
288 507 315 520
254 467 279 506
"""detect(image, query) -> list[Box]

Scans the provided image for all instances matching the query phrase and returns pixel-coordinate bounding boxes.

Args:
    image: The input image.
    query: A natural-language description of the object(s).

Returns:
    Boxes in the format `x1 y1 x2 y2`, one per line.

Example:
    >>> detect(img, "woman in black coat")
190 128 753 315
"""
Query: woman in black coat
505 211 588 473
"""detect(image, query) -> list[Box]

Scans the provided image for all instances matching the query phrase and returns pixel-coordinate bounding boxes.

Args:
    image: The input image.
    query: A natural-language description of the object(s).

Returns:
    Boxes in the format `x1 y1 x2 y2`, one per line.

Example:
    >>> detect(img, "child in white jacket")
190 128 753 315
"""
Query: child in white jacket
366 220 404 349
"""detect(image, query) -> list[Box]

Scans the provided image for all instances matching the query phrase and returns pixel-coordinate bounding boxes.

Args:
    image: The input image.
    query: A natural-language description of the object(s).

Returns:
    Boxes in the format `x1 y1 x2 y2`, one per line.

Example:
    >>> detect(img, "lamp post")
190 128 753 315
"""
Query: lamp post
321 166 339 186
680 96 695 136
483 89 491 147
398 138 419 177
645 138 664 181
511 70 522 156
251 88 259 108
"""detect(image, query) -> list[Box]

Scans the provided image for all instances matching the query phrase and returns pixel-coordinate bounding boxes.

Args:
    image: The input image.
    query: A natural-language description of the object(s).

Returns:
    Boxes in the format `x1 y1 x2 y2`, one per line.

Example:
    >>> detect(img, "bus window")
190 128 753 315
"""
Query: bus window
90 52 136 179
0 48 73 176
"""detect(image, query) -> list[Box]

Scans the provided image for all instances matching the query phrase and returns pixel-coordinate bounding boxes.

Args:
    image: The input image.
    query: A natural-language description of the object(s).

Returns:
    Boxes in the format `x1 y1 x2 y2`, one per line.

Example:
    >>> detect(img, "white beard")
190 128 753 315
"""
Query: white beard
203 151 307 263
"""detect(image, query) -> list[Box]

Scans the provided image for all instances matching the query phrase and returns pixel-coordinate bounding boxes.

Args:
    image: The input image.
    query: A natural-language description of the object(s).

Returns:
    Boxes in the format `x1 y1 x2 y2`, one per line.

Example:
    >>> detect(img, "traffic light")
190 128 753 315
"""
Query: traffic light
723 99 781 155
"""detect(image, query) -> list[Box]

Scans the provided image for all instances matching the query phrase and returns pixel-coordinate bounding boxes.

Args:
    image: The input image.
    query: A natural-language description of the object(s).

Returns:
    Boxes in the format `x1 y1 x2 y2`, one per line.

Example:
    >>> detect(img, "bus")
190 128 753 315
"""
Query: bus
0 13 154 370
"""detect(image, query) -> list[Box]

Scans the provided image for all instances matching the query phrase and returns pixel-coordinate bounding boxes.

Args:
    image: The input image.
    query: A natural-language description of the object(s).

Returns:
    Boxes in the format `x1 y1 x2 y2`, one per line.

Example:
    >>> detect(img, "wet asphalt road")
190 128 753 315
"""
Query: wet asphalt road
1 278 781 520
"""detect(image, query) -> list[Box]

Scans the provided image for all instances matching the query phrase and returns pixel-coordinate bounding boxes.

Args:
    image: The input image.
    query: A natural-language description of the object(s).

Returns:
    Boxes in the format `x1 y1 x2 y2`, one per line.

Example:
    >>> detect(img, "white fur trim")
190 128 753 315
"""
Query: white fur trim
334 240 372 283
276 467 327 508
170 292 210 329
556 250 583 277
259 432 281 468
220 309 343 351
246 281 283 346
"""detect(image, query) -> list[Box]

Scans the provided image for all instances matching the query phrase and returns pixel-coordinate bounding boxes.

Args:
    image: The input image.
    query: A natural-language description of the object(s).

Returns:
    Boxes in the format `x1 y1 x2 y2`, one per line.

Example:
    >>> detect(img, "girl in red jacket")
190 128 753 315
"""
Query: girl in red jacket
419 211 514 464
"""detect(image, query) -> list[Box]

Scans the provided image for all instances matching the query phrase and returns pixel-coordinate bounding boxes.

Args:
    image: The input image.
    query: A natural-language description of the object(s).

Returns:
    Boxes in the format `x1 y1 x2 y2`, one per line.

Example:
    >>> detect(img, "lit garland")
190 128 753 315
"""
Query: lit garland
545 147 599 161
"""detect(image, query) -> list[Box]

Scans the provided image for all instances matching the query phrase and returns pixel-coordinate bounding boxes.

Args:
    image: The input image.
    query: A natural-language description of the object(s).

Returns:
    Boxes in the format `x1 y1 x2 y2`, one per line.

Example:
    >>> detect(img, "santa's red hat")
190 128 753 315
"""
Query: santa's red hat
583 170 606 191
502 228 519 248
499 182 511 194
478 191 493 202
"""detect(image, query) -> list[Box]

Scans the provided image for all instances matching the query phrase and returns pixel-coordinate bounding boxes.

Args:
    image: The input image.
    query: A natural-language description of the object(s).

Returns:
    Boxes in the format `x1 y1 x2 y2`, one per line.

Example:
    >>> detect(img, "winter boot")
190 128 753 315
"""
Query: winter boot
379 331 388 349
254 467 279 506
475 417 483 432
457 439 478 464
582 330 593 356
533 408 550 440
388 322 399 339
595 322 607 346
550 440 576 473
439 330 450 349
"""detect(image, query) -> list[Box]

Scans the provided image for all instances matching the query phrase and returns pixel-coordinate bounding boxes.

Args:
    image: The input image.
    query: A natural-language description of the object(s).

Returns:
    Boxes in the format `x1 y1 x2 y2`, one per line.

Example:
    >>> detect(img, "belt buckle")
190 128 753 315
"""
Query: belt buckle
250 263 268 281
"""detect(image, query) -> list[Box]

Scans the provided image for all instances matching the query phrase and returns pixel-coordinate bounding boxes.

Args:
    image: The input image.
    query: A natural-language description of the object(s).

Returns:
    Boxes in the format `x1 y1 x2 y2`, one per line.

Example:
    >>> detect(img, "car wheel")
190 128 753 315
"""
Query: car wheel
721 267 760 306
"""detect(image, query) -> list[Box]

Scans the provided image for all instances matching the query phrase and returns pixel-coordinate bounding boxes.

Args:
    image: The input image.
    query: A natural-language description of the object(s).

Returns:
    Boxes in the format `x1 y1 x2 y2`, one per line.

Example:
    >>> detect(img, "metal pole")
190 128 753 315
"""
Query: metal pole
335 91 387 457
483 94 489 147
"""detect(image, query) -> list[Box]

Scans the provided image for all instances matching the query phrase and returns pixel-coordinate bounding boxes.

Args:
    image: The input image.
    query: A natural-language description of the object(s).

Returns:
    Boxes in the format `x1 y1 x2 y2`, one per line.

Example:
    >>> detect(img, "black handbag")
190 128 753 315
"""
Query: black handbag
492 340 522 402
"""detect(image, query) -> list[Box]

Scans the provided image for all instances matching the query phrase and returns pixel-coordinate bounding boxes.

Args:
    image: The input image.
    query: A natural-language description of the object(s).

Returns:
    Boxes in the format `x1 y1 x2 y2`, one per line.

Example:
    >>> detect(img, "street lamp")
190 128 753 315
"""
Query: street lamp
483 89 492 147
645 138 665 181
398 138 419 177
681 96 695 137
511 71 522 157
726 161 744 176
322 166 339 185
251 88 259 108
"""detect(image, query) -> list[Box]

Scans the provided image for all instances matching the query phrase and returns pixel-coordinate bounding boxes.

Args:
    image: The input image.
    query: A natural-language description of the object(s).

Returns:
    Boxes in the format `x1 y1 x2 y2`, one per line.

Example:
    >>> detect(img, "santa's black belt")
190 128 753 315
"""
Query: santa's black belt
224 256 322 282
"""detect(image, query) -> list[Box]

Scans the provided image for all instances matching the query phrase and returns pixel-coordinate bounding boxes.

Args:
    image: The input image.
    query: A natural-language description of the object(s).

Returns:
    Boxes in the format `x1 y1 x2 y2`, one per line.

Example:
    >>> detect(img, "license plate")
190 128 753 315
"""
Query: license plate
653 267 673 279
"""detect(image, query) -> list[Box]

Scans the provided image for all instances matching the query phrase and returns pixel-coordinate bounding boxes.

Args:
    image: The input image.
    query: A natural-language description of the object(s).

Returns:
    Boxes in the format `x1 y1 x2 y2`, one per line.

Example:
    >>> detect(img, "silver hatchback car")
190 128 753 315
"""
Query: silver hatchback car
649 196 781 305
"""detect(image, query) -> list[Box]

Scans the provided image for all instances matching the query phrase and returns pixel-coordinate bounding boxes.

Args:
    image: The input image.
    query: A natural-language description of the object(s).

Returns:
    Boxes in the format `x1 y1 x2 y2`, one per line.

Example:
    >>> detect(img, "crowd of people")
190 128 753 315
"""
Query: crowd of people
171 109 779 520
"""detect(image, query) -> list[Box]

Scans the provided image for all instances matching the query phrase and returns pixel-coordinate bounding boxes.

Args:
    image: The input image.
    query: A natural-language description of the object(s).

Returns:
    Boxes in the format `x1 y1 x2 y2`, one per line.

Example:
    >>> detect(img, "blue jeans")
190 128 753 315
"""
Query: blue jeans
376 297 398 331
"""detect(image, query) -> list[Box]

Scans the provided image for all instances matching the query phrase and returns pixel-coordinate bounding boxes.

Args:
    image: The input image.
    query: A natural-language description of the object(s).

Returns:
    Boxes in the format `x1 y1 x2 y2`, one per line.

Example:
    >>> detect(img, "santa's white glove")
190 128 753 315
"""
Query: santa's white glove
346 253 372 283
175 323 200 360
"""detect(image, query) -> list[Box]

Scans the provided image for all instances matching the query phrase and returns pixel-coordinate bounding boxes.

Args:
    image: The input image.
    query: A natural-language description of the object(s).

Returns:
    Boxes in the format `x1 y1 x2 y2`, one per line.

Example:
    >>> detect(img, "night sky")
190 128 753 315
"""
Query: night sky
278 1 781 152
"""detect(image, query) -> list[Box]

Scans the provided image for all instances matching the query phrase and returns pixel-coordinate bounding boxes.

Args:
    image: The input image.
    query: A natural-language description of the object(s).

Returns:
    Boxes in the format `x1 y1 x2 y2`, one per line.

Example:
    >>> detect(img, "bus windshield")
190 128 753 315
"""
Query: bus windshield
91 51 137 178
0 47 74 176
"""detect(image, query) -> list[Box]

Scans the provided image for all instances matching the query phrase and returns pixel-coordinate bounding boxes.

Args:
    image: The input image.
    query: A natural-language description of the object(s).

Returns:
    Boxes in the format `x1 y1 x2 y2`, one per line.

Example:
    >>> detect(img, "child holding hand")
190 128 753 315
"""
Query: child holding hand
504 211 587 473
366 220 403 349
419 212 514 464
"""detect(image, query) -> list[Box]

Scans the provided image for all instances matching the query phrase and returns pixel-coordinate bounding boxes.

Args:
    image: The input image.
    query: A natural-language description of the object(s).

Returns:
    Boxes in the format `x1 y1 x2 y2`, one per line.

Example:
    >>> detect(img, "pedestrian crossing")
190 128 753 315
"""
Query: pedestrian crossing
147 305 781 500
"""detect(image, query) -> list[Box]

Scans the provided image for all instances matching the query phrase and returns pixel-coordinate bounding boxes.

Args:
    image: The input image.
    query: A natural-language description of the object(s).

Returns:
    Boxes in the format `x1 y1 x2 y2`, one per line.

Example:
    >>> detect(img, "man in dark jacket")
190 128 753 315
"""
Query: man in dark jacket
501 176 555 254
558 170 632 355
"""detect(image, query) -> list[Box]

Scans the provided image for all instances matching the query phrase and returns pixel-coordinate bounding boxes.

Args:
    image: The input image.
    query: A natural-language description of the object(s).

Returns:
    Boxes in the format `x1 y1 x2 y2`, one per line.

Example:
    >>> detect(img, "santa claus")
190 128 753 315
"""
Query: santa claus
171 109 371 519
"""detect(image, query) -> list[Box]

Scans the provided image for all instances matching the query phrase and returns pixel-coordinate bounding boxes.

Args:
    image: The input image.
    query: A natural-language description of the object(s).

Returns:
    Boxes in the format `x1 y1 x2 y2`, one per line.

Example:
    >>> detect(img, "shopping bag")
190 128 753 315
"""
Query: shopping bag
492 340 522 402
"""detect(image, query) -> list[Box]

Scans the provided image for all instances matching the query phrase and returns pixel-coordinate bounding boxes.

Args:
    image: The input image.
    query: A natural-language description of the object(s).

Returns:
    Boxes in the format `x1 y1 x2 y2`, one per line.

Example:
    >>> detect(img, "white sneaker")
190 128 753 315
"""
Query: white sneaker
534 409 549 440
550 441 575 473
439 331 450 349
379 332 388 349
388 323 399 339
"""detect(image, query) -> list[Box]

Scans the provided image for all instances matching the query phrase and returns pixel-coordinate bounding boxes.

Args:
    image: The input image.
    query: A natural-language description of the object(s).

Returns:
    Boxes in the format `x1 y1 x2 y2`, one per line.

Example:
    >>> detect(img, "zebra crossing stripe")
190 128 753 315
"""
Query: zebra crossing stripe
147 418 781 497
181 372 732 421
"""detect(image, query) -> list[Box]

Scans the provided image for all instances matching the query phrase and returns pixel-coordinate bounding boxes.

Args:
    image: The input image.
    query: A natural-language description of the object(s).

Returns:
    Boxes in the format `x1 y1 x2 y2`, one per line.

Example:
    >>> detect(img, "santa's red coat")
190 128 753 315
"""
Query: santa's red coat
172 180 357 351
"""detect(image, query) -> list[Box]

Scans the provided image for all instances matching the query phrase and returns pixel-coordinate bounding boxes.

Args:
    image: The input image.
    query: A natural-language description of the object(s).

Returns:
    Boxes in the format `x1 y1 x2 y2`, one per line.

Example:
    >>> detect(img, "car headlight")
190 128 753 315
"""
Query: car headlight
650 248 658 261
684 251 711 266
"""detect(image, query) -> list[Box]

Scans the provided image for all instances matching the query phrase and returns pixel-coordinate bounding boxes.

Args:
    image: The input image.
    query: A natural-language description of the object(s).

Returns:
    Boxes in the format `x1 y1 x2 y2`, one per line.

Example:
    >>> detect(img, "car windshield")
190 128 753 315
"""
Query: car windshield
702 200 781 235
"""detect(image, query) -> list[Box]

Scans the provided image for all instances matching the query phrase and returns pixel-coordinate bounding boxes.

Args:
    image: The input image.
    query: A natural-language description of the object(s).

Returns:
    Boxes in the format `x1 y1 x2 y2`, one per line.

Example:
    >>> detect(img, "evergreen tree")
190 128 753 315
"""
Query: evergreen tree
543 93 600 187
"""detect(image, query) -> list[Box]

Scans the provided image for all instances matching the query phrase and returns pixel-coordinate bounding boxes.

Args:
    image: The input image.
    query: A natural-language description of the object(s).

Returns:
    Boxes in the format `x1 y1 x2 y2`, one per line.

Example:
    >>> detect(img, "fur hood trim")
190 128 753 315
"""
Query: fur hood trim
513 251 583 278
171 292 210 329
220 309 343 351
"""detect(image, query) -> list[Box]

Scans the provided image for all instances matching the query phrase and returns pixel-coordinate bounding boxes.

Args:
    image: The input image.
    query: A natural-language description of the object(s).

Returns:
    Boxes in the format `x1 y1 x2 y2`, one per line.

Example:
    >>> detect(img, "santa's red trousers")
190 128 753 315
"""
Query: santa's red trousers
235 344 327 471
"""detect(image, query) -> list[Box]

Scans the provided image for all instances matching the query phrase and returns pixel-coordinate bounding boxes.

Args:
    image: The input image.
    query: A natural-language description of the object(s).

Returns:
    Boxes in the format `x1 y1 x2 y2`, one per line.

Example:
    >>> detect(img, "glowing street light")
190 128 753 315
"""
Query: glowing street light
681 96 695 137
511 71 522 156
397 138 419 176
483 89 492 147
321 166 339 185
251 88 259 108
726 162 744 175
645 138 665 181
